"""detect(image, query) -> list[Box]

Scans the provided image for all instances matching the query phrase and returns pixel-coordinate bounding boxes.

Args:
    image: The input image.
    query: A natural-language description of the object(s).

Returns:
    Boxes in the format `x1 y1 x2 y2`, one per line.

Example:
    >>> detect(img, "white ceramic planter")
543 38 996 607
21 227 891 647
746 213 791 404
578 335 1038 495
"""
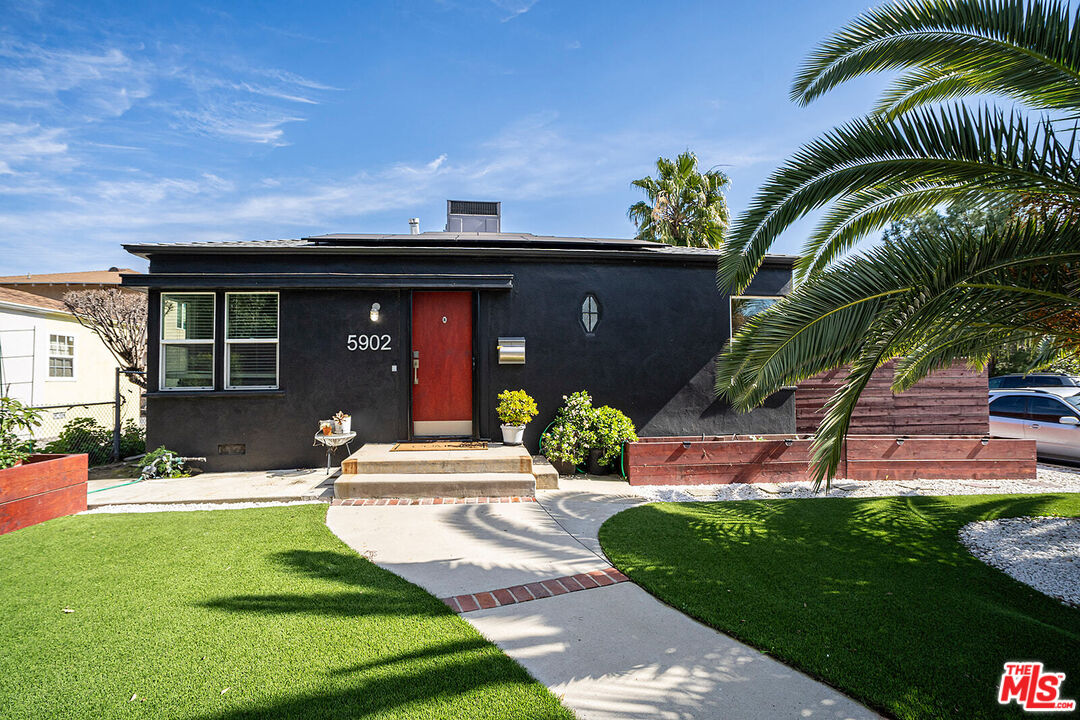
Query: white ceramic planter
501 424 525 445
333 417 352 434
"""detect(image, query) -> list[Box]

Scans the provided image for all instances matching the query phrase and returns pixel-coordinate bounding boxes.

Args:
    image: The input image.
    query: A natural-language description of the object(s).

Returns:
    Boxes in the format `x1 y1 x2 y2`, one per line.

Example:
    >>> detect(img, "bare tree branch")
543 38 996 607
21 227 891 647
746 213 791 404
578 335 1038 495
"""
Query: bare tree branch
62 289 147 389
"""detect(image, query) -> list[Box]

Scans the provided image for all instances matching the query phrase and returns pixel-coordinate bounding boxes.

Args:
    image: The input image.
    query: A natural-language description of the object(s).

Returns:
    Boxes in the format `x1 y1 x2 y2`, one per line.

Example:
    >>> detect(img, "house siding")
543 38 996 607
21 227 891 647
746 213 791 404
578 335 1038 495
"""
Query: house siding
141 250 795 471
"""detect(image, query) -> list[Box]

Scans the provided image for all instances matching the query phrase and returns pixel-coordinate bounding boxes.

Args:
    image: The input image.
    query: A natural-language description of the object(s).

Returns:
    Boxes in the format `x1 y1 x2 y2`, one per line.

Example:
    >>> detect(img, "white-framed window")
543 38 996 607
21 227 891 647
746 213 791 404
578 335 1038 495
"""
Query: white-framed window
48 334 75 378
581 294 600 333
160 293 215 390
225 292 279 390
730 296 781 337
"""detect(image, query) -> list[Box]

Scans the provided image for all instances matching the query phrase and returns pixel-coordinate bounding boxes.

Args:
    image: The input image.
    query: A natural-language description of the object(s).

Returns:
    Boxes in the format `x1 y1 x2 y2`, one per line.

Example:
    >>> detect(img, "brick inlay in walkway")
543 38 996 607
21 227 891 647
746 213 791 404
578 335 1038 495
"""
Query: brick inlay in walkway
332 496 537 507
440 567 630 613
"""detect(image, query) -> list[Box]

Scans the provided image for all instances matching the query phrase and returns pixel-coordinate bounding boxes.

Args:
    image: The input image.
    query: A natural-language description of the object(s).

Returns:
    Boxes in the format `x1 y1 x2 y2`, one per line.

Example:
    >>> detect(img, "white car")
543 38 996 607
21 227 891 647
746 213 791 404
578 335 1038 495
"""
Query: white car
989 388 1080 462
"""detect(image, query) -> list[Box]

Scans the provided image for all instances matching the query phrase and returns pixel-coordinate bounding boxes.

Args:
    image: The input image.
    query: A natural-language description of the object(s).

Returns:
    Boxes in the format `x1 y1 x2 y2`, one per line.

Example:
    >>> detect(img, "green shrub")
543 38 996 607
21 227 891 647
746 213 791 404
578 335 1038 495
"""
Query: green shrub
591 406 638 465
138 446 191 479
540 392 638 470
118 419 146 458
43 416 111 466
0 397 41 469
555 390 598 448
540 421 587 465
496 389 538 426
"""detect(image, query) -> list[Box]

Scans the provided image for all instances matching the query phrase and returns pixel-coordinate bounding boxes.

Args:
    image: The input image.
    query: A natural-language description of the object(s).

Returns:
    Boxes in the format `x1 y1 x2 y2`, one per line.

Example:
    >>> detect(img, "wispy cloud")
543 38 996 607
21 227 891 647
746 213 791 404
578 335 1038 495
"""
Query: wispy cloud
171 105 305 146
0 28 332 149
491 0 539 22
0 40 152 119
0 112 777 270
0 123 69 174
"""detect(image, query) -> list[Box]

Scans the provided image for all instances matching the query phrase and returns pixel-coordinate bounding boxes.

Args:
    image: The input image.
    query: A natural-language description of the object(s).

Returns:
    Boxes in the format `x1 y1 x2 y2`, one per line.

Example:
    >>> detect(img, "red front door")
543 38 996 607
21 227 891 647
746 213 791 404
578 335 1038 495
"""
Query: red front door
411 291 473 436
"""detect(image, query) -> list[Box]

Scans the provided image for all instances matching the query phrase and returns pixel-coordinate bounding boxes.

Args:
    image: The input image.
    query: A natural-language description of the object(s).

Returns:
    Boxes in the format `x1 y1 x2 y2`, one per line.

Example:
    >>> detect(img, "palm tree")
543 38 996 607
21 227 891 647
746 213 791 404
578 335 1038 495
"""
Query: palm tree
628 151 731 248
715 0 1080 487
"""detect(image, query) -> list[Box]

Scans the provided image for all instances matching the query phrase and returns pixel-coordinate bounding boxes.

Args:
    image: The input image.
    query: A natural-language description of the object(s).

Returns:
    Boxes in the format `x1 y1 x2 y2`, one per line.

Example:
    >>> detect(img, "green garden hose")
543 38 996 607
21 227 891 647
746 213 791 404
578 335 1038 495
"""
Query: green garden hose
87 478 142 494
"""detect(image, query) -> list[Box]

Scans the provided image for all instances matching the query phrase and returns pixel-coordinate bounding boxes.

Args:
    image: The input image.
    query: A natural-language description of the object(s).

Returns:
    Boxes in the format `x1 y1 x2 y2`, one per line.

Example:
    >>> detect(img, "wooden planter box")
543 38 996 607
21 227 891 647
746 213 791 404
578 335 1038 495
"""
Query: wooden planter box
625 435 1036 486
0 454 88 535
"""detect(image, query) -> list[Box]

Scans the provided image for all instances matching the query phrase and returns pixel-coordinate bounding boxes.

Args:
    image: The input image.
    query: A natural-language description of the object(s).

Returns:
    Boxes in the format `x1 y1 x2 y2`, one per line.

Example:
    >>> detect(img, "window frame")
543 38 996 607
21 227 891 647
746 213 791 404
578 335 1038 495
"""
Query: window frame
730 295 782 338
989 394 1028 419
159 292 216 392
224 291 280 391
47 333 76 380
1027 395 1079 423
580 293 600 334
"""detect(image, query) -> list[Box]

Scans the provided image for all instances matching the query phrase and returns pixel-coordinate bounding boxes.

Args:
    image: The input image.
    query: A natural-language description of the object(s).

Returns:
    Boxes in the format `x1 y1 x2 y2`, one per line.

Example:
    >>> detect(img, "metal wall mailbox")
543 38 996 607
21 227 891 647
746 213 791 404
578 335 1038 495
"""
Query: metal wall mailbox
497 337 525 365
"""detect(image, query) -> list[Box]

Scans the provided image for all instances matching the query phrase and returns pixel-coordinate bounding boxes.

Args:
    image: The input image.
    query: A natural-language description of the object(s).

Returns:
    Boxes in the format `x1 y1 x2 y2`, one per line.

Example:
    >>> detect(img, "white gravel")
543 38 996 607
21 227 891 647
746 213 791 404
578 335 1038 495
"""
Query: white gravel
960 516 1080 607
630 464 1080 503
80 500 325 514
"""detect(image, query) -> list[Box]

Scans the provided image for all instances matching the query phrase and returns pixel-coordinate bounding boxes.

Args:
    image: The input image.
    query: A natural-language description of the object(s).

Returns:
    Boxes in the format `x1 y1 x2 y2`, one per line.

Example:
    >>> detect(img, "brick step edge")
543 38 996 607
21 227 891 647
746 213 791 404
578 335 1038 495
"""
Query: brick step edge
332 496 537 506
442 567 630 613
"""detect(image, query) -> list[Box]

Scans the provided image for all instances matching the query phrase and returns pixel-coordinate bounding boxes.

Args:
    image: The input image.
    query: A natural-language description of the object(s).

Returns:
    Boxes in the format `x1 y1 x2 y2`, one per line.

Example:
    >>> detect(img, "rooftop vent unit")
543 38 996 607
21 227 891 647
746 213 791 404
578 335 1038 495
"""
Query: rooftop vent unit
446 200 500 232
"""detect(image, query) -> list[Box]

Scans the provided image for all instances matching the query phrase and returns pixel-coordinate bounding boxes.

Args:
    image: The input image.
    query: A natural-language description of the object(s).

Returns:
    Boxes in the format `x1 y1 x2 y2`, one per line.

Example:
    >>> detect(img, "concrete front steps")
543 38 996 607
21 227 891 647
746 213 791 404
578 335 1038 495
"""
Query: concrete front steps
335 443 556 499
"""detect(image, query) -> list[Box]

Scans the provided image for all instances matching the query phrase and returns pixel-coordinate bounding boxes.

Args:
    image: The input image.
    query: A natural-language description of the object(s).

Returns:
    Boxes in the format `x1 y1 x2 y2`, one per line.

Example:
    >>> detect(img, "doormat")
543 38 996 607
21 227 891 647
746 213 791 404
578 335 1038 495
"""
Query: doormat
391 441 489 452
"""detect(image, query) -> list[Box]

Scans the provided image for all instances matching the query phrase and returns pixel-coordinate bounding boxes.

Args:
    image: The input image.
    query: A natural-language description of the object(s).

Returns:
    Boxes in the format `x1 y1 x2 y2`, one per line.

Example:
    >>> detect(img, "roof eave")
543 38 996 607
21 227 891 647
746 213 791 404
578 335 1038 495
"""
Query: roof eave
123 242 799 267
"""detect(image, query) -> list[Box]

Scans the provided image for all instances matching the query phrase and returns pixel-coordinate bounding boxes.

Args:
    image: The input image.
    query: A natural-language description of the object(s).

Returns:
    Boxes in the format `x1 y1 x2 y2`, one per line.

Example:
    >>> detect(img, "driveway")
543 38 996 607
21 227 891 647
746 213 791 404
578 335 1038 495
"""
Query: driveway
326 477 878 720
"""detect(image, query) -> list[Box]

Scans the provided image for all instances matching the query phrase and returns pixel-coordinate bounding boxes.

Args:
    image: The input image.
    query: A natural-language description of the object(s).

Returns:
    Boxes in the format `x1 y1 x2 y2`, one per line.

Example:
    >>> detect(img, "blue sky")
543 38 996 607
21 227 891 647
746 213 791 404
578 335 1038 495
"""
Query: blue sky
0 0 888 275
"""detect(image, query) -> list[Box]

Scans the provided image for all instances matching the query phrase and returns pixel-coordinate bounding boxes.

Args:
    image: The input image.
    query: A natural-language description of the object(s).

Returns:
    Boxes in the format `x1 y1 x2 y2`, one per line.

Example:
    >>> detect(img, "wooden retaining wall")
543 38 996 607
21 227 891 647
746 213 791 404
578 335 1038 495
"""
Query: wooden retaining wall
624 435 1035 485
0 454 88 535
795 362 989 436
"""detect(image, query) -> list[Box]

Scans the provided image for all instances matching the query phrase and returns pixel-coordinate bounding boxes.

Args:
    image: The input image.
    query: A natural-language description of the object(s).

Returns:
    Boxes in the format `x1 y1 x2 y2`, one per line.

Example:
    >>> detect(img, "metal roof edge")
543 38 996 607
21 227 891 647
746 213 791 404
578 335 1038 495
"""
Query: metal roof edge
123 242 800 267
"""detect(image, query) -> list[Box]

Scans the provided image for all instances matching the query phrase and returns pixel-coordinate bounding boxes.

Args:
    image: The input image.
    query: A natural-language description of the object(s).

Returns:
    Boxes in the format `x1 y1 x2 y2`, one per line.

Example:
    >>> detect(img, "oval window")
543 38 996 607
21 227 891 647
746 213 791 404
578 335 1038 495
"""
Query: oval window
581 294 600 333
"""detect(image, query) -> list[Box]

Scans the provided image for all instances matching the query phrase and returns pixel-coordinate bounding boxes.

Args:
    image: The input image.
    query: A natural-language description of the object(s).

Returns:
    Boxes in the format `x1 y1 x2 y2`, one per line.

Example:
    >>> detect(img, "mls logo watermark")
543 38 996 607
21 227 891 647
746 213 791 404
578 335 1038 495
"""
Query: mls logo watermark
999 663 1075 712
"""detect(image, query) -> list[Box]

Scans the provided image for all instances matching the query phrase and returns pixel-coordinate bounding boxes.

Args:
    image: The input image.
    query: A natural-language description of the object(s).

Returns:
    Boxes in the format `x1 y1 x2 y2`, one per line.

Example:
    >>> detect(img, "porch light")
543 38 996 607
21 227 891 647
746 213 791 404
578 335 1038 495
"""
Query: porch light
370 303 381 322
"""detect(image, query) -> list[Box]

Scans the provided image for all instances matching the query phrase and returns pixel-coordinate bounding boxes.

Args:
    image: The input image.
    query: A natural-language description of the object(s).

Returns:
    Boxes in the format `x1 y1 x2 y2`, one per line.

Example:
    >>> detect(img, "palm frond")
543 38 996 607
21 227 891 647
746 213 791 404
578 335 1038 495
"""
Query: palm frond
793 0 1080 114
717 219 1080 486
718 104 1080 292
798 182 995 279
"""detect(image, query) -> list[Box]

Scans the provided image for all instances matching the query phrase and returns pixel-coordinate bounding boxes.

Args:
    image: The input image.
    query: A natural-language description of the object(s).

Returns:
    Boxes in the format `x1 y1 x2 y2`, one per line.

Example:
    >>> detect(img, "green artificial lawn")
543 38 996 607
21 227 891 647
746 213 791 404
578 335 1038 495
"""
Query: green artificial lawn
0 504 573 720
599 493 1080 720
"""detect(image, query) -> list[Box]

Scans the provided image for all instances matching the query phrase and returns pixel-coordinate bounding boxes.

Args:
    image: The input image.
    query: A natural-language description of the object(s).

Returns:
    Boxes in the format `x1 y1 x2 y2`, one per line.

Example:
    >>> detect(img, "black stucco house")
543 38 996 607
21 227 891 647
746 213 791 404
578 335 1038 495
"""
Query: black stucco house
122 201 796 471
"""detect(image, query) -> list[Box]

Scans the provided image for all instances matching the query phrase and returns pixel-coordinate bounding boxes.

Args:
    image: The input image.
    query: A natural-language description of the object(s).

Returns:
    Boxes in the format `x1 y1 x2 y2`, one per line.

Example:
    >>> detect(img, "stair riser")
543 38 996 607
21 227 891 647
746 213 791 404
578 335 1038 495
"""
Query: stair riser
533 470 559 490
336 477 535 499
343 458 531 475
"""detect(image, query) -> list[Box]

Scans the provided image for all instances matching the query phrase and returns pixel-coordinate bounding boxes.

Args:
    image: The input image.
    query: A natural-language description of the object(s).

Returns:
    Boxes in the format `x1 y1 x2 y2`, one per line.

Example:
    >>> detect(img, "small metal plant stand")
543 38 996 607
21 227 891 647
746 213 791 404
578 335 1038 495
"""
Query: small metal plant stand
313 431 356 476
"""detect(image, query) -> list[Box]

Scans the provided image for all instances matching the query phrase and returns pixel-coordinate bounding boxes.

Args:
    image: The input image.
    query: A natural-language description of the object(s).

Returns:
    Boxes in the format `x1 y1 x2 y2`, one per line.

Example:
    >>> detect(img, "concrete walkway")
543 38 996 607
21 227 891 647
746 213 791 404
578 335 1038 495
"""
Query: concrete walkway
327 477 878 720
86 468 333 507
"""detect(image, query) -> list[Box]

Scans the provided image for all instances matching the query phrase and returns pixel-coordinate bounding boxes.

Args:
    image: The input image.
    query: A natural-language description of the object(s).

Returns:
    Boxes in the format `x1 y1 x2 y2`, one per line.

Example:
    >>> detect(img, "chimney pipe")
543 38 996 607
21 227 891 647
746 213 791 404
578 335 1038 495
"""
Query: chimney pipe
409 218 420 235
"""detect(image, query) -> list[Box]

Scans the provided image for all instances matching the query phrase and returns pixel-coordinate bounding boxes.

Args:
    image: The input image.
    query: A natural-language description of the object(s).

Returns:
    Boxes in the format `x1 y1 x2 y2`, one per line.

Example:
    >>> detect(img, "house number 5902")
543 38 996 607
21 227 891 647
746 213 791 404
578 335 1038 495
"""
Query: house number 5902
347 334 392 351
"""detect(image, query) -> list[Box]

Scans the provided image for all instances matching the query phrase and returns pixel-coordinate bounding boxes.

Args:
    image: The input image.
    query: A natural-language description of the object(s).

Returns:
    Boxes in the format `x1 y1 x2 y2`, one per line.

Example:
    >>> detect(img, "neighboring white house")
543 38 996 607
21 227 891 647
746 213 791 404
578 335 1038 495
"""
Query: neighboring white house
0 270 142 428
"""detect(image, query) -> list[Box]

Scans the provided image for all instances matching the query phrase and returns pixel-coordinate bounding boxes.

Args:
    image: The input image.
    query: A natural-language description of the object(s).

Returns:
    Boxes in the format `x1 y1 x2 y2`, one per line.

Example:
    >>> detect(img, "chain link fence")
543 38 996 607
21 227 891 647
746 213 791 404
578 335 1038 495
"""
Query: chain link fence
26 383 145 466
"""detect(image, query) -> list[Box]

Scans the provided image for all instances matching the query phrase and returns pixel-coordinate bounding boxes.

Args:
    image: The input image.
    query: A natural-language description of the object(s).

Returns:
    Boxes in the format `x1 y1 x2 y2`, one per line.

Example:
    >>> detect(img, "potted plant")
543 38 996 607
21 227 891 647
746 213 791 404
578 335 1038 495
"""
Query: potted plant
496 389 538 445
332 411 352 434
540 421 585 475
588 405 638 475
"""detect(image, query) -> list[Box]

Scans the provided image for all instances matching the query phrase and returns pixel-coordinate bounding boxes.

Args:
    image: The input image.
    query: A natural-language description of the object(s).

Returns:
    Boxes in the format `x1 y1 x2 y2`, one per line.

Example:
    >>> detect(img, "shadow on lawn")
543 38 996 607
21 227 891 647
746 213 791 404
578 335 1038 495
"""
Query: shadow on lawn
659 492 1076 571
602 493 1080 720
202 550 445 619
197 549 569 719
193 649 563 720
